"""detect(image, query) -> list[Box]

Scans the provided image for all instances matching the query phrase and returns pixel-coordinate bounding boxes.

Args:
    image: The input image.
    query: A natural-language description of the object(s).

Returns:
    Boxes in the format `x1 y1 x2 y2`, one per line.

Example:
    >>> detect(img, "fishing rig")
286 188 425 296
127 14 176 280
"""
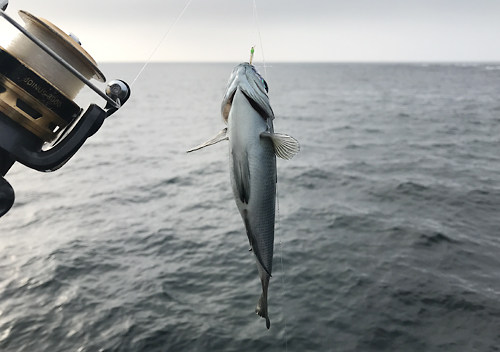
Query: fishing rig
0 1 130 218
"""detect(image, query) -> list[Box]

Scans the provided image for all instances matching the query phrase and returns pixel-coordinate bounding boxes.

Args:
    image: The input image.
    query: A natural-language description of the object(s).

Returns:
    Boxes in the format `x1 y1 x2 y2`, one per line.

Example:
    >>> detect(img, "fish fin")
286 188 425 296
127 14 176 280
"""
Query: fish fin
233 152 251 204
187 128 228 153
255 278 271 329
260 132 300 160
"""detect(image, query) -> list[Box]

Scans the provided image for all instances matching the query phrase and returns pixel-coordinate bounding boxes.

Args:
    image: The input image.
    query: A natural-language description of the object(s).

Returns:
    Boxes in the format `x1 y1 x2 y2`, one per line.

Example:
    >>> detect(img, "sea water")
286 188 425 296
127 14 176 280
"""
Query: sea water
0 63 500 351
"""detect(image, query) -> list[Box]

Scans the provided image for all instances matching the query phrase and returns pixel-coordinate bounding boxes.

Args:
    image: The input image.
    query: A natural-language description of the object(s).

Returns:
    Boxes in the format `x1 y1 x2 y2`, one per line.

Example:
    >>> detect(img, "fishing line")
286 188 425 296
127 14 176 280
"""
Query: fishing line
252 0 268 80
252 0 287 346
276 181 289 351
131 0 195 87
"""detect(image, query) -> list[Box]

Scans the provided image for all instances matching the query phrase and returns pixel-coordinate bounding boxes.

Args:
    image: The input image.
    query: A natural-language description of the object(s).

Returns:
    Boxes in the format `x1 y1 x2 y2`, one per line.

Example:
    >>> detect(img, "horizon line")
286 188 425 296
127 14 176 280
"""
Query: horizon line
97 60 500 64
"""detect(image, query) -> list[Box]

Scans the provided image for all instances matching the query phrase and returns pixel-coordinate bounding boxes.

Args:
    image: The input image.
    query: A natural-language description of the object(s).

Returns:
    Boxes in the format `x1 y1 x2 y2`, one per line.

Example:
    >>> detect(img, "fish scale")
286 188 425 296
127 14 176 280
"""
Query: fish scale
246 144 276 273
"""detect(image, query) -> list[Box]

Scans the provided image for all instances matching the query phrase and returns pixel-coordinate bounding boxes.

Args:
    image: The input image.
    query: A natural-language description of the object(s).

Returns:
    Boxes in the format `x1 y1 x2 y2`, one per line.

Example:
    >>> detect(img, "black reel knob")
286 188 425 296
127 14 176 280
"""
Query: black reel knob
0 176 14 218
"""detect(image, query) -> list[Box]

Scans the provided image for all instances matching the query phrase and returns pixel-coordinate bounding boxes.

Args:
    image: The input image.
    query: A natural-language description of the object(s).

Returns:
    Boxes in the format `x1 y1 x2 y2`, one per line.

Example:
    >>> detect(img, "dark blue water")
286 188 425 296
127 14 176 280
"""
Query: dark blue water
1 63 500 351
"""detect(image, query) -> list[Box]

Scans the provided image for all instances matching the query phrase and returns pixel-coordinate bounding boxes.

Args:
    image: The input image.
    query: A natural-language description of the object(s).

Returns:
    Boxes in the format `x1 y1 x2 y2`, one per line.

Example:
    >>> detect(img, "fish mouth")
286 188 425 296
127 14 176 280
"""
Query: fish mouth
221 86 271 125
221 63 274 124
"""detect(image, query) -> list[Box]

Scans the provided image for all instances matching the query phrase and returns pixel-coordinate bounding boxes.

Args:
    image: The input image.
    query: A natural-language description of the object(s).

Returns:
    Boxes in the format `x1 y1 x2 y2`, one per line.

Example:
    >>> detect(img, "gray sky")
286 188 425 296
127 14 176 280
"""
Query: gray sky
1 0 499 63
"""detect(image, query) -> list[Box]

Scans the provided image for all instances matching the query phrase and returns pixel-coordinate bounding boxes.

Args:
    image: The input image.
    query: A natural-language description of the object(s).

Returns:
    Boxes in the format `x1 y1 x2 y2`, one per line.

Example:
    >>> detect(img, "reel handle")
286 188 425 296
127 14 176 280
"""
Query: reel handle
0 175 14 218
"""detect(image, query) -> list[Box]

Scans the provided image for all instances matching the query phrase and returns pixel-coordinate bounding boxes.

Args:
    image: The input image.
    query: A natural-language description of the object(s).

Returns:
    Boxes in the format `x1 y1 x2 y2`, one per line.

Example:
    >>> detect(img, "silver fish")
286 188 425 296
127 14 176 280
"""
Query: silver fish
188 63 299 329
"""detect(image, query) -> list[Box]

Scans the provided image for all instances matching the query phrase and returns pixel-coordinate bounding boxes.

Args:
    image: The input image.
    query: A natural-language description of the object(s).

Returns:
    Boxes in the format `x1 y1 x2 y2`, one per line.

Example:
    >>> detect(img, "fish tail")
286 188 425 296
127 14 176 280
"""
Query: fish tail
255 291 270 329
255 276 271 329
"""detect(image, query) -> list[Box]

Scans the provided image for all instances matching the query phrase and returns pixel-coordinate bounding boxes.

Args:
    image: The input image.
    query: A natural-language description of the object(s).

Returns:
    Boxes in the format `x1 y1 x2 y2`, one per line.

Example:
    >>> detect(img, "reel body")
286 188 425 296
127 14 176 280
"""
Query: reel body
0 4 130 218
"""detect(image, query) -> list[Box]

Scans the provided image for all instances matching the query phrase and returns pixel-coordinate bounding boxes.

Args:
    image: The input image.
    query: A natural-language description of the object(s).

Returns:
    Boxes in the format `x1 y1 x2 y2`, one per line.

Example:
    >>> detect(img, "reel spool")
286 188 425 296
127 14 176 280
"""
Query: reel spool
0 2 131 218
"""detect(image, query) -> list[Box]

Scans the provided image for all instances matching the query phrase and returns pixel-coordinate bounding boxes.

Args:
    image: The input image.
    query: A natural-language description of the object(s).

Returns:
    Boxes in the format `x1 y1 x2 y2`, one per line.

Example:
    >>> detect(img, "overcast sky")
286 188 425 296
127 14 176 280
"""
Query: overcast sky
1 0 499 63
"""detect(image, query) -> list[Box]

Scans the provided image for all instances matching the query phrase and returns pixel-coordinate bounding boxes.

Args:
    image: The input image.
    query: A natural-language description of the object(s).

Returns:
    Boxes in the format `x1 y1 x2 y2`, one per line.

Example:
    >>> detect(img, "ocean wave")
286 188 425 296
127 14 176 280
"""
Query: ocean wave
416 232 458 247
2 63 500 351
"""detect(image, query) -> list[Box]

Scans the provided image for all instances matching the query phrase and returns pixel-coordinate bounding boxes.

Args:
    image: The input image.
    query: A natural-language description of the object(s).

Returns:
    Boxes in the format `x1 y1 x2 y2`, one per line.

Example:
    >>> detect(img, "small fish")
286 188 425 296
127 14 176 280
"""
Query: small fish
188 63 299 329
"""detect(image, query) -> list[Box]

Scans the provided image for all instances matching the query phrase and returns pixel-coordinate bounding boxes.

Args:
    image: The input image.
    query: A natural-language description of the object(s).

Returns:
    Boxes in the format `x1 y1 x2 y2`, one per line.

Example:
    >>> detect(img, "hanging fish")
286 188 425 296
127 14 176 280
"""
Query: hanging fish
188 62 299 329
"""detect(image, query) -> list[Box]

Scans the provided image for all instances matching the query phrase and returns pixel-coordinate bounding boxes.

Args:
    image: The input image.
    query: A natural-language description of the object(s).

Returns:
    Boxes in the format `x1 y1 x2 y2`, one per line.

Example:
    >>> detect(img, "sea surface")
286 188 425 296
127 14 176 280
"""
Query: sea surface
1 62 500 351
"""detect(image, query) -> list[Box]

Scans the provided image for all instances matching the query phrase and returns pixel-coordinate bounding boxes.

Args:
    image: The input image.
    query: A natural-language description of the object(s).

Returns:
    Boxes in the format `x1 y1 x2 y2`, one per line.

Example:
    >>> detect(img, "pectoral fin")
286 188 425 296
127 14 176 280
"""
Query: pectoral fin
187 128 228 153
260 131 300 160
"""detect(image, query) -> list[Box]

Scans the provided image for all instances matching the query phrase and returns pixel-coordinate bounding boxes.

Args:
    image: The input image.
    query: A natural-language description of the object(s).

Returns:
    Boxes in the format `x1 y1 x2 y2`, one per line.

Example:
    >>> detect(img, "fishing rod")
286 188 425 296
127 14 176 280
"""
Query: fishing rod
0 0 131 218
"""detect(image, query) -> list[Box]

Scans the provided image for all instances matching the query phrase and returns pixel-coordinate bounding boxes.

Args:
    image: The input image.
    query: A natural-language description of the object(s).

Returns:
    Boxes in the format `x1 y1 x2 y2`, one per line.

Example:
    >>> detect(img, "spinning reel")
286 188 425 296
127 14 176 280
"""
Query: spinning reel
0 0 131 218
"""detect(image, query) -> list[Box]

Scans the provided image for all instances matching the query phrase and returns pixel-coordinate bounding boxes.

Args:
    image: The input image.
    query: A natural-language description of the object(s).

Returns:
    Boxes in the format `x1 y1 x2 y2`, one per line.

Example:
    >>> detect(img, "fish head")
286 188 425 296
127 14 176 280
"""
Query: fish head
221 63 274 124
